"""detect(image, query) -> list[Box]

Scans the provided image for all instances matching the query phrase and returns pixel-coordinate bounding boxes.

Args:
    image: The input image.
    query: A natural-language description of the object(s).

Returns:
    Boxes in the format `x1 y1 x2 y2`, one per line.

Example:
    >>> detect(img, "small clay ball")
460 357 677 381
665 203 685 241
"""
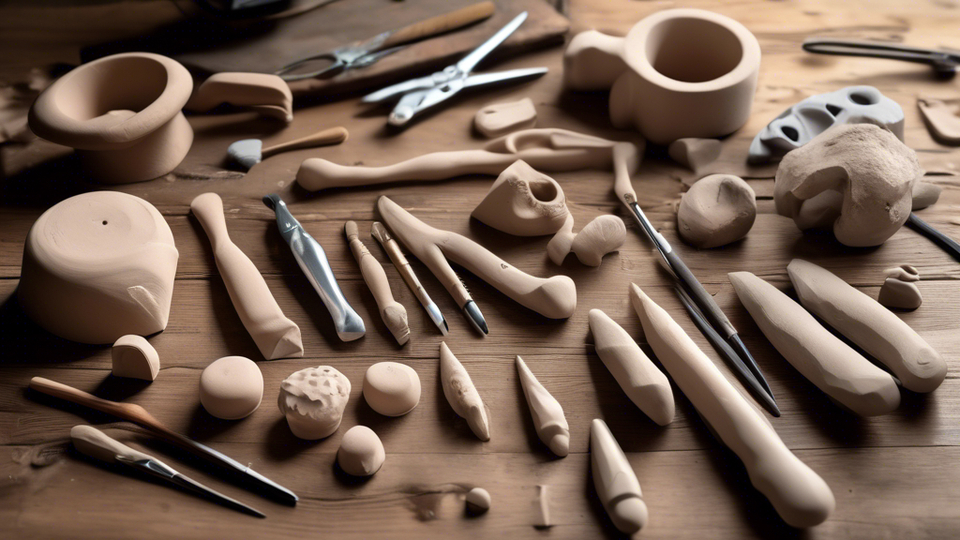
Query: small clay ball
337 425 385 477
677 174 757 248
465 487 491 514
363 362 421 416
199 356 263 420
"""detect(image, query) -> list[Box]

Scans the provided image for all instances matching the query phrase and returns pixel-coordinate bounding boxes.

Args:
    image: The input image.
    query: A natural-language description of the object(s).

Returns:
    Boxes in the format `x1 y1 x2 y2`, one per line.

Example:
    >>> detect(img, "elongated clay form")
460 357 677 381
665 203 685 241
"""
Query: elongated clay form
534 485 551 528
563 9 761 144
677 174 756 248
379 197 577 319
878 265 923 311
278 366 351 440
774 124 922 247
199 356 264 420
546 214 626 267
912 182 942 211
345 221 409 345
363 362 421 416
337 425 385 477
917 97 960 145
516 355 569 457
668 138 721 171
111 335 160 381
786 259 945 393
191 193 303 359
439 342 490 441
629 284 835 528
590 418 648 534
728 272 900 415
471 160 569 236
588 309 674 425
186 72 293 123
474 98 537 138
19 191 178 344
28 52 193 183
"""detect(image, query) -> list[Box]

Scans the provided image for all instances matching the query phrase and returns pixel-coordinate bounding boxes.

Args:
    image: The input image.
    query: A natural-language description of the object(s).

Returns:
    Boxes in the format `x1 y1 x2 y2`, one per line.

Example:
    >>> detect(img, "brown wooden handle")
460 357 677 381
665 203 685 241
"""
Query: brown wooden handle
380 1 496 49
262 126 348 158
30 377 136 421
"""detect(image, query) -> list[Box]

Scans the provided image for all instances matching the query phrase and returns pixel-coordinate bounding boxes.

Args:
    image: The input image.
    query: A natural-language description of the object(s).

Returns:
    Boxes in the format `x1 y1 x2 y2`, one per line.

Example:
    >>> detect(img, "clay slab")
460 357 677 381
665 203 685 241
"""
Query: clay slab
474 98 537 138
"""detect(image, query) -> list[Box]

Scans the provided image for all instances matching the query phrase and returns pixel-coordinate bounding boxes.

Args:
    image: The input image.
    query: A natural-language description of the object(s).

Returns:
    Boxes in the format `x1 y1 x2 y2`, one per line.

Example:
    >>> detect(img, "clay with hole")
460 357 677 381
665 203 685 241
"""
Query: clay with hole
474 98 537 138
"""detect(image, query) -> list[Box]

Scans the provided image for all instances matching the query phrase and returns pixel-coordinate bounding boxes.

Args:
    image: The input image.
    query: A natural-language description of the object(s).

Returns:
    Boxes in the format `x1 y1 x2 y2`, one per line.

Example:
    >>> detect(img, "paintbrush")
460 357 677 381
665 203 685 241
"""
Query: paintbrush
228 126 348 170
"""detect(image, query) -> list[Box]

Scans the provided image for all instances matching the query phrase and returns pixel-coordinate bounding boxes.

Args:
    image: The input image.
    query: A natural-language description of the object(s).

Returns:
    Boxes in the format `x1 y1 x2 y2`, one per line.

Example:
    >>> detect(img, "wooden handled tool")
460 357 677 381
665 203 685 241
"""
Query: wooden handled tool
380 1 496 49
262 126 348 159
344 220 409 346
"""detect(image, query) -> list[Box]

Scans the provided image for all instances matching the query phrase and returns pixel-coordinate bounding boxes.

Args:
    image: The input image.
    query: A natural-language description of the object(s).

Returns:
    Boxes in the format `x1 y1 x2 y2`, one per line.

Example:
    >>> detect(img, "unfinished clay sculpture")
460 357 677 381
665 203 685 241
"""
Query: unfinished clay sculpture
199 356 264 420
439 342 490 441
337 426 385 477
878 265 924 311
471 160 569 236
466 487 492 514
787 259 945 393
19 191 178 344
474 98 537 138
588 309 674 425
630 284 835 528
918 97 960 145
912 182 942 210
728 271 900 416
516 356 569 457
750 86 905 164
363 362 421 417
111 335 160 381
278 366 351 440
345 221 409 345
677 174 756 248
590 418 648 535
186 72 293 123
774 123 923 247
546 214 626 267
668 138 722 171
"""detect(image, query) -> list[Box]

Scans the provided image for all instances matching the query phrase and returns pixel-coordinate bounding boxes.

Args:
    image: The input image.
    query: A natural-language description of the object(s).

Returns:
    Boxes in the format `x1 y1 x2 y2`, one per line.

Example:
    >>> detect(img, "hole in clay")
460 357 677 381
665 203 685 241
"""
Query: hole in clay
826 104 842 116
645 18 743 83
781 126 800 141
102 220 108 225
530 181 558 202
848 92 877 105
53 55 168 120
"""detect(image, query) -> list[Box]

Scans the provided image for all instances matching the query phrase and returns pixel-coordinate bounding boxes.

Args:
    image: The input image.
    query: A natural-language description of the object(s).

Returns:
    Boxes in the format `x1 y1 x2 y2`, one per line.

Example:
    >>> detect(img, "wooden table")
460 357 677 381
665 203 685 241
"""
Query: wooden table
1 1 959 538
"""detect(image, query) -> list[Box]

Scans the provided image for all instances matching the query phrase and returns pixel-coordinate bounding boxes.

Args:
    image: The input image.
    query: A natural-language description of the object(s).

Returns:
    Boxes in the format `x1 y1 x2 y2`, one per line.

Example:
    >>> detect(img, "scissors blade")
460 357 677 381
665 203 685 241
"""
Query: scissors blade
363 74 442 103
457 11 528 74
462 67 548 89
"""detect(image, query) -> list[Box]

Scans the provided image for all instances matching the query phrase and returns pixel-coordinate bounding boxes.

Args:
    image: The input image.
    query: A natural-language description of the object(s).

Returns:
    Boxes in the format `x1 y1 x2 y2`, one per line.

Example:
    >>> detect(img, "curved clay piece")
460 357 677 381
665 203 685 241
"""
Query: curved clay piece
588 309 674 425
19 192 178 344
474 98 537 138
337 425 385 477
562 30 629 91
362 362 421 417
278 366 351 440
516 355 570 457
439 342 490 441
793 189 843 231
917 97 960 145
590 418 648 534
546 214 626 267
750 86 905 164
345 220 409 345
728 271 900 416
774 124 922 247
787 259 945 393
629 284 835 528
186 72 293 123
111 335 160 381
465 487 492 514
911 181 942 211
199 356 264 420
677 174 756 248
190 193 303 359
471 160 569 236
878 265 923 311
668 138 722 171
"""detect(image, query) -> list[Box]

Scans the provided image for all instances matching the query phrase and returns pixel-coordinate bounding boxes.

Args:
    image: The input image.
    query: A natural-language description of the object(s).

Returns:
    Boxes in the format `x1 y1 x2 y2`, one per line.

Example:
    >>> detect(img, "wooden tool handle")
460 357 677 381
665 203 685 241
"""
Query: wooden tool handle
262 127 348 158
30 377 140 420
381 1 496 49
71 424 154 464
190 193 230 249
346 221 393 308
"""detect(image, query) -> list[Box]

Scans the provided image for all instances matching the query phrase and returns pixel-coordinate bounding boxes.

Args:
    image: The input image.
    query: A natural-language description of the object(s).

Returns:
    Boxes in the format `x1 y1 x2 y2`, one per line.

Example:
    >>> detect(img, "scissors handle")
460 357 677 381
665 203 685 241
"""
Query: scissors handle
803 38 959 73
381 1 496 49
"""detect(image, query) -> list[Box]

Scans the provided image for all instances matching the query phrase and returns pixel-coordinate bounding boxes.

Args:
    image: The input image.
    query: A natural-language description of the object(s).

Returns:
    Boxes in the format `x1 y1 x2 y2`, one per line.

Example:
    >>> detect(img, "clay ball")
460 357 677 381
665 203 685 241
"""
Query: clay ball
677 174 757 248
278 366 351 440
199 356 263 420
362 362 421 416
336 425 385 477
465 487 491 514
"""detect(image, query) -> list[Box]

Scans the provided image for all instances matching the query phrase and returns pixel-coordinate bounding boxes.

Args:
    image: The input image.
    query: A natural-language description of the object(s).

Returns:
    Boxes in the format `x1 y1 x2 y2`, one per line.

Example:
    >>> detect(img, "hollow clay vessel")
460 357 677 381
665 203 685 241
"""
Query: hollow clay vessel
191 193 303 360
199 356 264 420
440 342 490 441
345 220 409 345
912 182 942 211
186 72 293 123
471 160 569 237
878 265 923 311
749 86 904 164
774 123 922 247
630 284 835 528
474 98 537 138
917 97 960 145
19 191 178 344
563 9 761 144
668 138 721 171
111 335 160 381
337 425 385 477
516 355 569 457
787 259 945 393
278 366 351 440
546 214 626 267
728 271 900 416
590 418 648 535
588 309 674 425
677 174 756 248
28 52 193 183
362 361 421 417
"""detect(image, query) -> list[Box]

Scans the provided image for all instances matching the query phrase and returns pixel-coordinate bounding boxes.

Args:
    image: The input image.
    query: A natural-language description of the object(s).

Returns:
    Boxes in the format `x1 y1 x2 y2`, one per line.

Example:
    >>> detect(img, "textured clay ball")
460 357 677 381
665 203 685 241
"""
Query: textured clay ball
199 356 263 420
337 425 385 477
278 366 351 440
362 362 421 416
677 174 756 248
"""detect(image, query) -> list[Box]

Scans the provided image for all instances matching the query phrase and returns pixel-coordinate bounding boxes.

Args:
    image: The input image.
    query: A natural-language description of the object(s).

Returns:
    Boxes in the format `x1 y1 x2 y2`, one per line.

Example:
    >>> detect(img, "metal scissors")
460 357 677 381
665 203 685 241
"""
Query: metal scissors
362 11 548 127
803 38 960 78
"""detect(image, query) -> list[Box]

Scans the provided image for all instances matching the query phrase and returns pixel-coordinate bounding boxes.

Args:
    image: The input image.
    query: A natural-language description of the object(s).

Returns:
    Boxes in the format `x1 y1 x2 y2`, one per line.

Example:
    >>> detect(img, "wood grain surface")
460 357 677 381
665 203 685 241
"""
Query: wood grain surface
1 0 959 538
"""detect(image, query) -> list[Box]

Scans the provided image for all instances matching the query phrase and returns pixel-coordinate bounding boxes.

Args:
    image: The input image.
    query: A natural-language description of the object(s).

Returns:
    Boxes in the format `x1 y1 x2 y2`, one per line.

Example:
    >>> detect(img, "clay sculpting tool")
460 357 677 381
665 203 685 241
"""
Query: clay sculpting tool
803 38 959 77
906 213 960 262
28 377 298 505
71 425 265 518
263 194 365 341
228 126 348 171
344 220 410 345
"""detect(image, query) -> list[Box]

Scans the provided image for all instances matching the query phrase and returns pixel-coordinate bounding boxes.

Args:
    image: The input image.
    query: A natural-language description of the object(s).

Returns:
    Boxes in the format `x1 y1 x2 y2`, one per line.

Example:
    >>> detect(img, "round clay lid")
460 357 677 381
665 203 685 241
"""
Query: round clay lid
200 356 264 420
362 362 421 417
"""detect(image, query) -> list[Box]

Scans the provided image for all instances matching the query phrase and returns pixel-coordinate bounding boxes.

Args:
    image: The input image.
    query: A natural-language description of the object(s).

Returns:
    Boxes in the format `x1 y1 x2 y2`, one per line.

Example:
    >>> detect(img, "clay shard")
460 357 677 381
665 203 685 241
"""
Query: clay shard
474 98 537 138
668 138 722 171
879 265 924 311
774 123 922 247
787 259 945 393
677 174 756 248
471 160 569 236
439 342 490 441
516 356 570 457
912 181 942 211
728 271 900 416
534 485 551 528
588 309 674 425
186 72 293 123
918 97 960 145
337 425 385 477
546 214 626 267
278 366 351 440
111 335 160 381
590 418 648 535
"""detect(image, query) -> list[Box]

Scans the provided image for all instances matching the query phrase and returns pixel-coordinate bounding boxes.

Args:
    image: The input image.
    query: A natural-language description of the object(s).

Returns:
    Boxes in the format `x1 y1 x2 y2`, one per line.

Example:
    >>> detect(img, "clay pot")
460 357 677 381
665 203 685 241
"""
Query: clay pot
29 53 194 183
564 9 760 144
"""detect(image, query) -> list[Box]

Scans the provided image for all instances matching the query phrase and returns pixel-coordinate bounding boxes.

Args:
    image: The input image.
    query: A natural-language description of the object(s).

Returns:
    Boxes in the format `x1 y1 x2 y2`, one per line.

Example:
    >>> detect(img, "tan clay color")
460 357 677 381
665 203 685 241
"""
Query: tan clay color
590 418 648 535
563 9 761 144
186 72 293 123
439 342 490 441
546 214 626 267
466 487 492 514
111 334 160 381
787 259 945 393
588 309 674 425
677 174 757 248
379 197 577 319
774 124 922 247
19 191 178 344
336 425 385 477
278 366 351 440
474 98 537 138
879 265 924 311
471 160 569 236
917 97 960 145
534 485 551 528
728 271 900 416
516 355 570 457
191 193 303 359
362 361 421 417
629 284 835 528
668 138 722 171
28 52 194 183
912 181 942 210
199 356 264 420
345 220 409 345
